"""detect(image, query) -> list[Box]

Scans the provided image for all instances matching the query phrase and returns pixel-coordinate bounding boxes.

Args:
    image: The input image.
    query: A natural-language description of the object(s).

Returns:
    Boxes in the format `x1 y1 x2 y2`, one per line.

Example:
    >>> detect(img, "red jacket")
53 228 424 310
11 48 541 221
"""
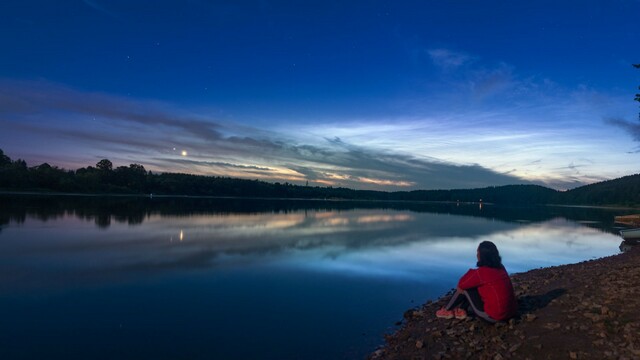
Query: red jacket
457 266 517 321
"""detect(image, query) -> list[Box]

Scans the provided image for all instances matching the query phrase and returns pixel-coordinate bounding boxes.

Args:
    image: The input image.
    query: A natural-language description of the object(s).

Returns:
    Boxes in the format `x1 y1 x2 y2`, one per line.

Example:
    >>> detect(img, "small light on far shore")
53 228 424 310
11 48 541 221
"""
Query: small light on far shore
181 150 188 156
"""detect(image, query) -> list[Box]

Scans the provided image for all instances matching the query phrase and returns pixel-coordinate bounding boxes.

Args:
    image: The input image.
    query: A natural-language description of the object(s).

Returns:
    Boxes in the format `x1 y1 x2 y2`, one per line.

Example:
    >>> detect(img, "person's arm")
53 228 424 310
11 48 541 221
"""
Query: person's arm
457 268 482 289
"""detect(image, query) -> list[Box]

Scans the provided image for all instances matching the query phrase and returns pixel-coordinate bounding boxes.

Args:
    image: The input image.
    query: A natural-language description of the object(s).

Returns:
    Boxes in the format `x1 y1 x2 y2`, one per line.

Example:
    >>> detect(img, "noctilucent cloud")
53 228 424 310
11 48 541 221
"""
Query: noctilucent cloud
1 1 639 191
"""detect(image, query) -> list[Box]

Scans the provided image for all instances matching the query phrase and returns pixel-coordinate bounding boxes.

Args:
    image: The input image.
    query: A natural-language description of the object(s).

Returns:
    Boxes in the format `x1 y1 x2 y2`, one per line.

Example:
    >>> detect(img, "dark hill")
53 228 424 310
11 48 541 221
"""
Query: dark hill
561 173 640 206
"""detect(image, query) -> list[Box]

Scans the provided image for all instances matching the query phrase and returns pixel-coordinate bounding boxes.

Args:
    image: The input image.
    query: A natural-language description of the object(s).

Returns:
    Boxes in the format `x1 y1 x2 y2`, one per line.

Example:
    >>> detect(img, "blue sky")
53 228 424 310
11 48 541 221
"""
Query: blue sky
1 1 639 190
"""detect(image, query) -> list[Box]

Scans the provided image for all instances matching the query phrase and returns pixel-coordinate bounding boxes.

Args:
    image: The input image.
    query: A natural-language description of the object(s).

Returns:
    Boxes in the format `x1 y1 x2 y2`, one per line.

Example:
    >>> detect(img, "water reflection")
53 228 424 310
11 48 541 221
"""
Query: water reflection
0 195 629 359
0 196 626 293
0 194 627 233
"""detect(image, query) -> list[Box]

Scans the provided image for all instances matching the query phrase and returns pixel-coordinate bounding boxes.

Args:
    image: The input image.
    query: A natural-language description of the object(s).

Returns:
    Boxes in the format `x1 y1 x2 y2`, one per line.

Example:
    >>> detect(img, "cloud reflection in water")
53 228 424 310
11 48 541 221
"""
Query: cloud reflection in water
0 206 621 292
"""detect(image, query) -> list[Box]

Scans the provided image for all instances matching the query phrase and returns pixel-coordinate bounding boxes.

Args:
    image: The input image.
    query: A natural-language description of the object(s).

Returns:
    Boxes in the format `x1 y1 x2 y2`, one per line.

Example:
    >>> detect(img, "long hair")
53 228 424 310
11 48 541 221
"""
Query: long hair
476 241 503 269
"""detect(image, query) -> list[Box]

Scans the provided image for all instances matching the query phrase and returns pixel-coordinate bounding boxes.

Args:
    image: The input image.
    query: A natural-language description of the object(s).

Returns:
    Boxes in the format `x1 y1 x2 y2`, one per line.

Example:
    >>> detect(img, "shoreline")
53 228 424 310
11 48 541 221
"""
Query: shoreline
2 191 640 211
371 244 640 359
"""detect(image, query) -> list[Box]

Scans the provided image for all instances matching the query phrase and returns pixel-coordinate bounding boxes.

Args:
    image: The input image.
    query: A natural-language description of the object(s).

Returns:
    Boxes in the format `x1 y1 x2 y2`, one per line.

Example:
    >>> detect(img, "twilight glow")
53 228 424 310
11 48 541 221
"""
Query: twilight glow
1 1 639 190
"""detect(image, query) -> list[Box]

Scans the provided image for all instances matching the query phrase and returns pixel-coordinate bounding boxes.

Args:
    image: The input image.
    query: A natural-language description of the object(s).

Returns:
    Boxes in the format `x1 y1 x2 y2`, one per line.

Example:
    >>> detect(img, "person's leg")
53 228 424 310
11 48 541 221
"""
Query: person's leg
437 289 471 318
461 288 496 323
444 289 469 310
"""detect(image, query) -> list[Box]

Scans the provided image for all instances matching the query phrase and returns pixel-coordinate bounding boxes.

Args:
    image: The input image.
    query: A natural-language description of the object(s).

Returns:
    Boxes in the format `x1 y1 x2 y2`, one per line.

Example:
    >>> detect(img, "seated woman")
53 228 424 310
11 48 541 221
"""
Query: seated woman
436 241 517 322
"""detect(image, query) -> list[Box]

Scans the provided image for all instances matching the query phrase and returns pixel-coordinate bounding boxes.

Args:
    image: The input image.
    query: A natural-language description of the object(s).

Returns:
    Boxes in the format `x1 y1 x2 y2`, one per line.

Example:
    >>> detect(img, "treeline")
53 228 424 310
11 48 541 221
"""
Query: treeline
0 194 626 235
561 174 640 206
0 150 389 199
1 149 638 206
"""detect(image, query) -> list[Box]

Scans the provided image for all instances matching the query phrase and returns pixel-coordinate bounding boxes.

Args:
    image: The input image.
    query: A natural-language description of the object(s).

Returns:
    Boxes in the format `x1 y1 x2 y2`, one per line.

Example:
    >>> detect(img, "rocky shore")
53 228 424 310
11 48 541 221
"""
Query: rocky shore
371 242 640 360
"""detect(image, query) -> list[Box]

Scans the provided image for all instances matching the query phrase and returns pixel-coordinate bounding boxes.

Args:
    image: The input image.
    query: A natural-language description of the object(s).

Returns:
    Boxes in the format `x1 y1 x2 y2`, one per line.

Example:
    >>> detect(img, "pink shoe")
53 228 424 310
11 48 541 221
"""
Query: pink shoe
454 308 467 320
436 307 454 319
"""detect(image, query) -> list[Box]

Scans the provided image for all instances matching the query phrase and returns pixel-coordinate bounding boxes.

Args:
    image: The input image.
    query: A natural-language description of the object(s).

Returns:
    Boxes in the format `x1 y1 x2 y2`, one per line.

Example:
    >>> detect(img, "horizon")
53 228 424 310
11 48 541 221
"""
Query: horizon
1 1 639 191
3 146 622 194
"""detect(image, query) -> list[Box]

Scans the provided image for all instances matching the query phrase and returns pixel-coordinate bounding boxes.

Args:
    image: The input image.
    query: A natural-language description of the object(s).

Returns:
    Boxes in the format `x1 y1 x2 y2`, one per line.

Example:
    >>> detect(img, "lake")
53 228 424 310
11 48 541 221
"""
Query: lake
0 195 629 359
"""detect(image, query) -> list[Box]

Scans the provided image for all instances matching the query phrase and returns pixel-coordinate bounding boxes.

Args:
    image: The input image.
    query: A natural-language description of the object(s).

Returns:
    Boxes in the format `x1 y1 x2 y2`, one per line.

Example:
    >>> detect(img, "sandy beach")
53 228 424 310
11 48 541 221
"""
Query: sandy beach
372 241 640 360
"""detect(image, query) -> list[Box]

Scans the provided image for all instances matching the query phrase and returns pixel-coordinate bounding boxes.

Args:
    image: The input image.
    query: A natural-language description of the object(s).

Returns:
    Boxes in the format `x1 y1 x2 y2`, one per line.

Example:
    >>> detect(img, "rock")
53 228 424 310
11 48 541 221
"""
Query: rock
523 314 537 322
569 351 577 359
416 340 424 349
508 343 521 353
544 322 561 330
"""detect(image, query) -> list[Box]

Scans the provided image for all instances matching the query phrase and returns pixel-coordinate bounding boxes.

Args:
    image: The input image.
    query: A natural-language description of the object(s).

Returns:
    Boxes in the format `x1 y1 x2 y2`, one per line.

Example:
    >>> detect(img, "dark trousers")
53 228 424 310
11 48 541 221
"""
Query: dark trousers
445 288 496 323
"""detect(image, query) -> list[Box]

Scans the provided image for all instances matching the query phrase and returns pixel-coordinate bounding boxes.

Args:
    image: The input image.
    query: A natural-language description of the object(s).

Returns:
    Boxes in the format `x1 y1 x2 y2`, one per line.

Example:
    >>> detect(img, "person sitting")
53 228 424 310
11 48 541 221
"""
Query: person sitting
436 241 517 322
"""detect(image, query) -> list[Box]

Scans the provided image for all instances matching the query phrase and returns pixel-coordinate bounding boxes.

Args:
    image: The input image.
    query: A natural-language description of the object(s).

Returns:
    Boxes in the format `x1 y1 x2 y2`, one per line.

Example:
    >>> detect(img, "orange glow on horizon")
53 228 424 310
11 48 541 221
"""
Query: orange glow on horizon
356 214 413 224
357 177 415 187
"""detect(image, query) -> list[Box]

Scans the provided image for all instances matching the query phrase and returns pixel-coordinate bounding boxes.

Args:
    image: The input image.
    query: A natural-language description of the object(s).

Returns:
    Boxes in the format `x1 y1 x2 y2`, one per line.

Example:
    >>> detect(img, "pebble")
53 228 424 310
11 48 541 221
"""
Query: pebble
544 322 561 330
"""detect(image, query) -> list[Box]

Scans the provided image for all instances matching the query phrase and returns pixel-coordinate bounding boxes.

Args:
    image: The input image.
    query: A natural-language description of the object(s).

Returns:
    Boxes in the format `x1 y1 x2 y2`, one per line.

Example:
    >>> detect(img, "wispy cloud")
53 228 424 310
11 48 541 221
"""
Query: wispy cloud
606 117 640 144
428 48 472 70
469 63 515 101
0 79 533 190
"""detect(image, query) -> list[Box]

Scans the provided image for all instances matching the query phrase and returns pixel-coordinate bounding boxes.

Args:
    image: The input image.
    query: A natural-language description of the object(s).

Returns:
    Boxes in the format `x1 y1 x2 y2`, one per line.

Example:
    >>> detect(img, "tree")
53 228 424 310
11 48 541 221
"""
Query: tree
0 149 11 168
96 159 113 172
635 64 640 120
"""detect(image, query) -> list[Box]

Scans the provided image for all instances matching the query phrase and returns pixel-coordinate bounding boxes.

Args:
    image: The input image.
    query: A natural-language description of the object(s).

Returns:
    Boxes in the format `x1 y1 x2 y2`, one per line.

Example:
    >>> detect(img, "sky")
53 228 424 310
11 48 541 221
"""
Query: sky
0 0 639 191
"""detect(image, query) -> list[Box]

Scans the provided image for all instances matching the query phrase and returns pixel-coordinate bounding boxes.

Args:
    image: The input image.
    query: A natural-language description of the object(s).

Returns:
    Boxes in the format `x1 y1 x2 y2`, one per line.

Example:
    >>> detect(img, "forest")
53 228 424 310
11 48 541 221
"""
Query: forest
1 148 639 206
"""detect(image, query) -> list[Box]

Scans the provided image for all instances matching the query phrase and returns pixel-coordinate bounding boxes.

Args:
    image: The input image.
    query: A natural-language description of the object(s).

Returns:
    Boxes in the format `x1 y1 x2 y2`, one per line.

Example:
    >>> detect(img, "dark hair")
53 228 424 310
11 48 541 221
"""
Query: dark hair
476 241 503 269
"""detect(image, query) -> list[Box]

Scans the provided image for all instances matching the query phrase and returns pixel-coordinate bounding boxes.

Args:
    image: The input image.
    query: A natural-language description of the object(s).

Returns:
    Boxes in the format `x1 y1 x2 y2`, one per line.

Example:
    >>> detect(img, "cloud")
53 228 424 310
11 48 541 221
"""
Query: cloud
161 158 274 172
0 79 536 190
469 63 515 100
428 48 472 70
606 117 640 142
0 79 224 141
301 137 526 190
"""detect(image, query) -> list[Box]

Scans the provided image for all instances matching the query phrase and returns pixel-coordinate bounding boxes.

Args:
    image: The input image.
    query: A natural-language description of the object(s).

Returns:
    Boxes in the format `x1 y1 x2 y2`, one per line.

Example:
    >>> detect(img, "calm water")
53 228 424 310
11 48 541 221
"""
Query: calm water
0 195 629 359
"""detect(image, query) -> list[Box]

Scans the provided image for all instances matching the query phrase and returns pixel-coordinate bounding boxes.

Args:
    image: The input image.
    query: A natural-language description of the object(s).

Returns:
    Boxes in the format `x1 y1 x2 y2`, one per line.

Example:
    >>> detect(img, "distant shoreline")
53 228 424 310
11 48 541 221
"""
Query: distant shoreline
0 190 488 205
2 190 639 211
